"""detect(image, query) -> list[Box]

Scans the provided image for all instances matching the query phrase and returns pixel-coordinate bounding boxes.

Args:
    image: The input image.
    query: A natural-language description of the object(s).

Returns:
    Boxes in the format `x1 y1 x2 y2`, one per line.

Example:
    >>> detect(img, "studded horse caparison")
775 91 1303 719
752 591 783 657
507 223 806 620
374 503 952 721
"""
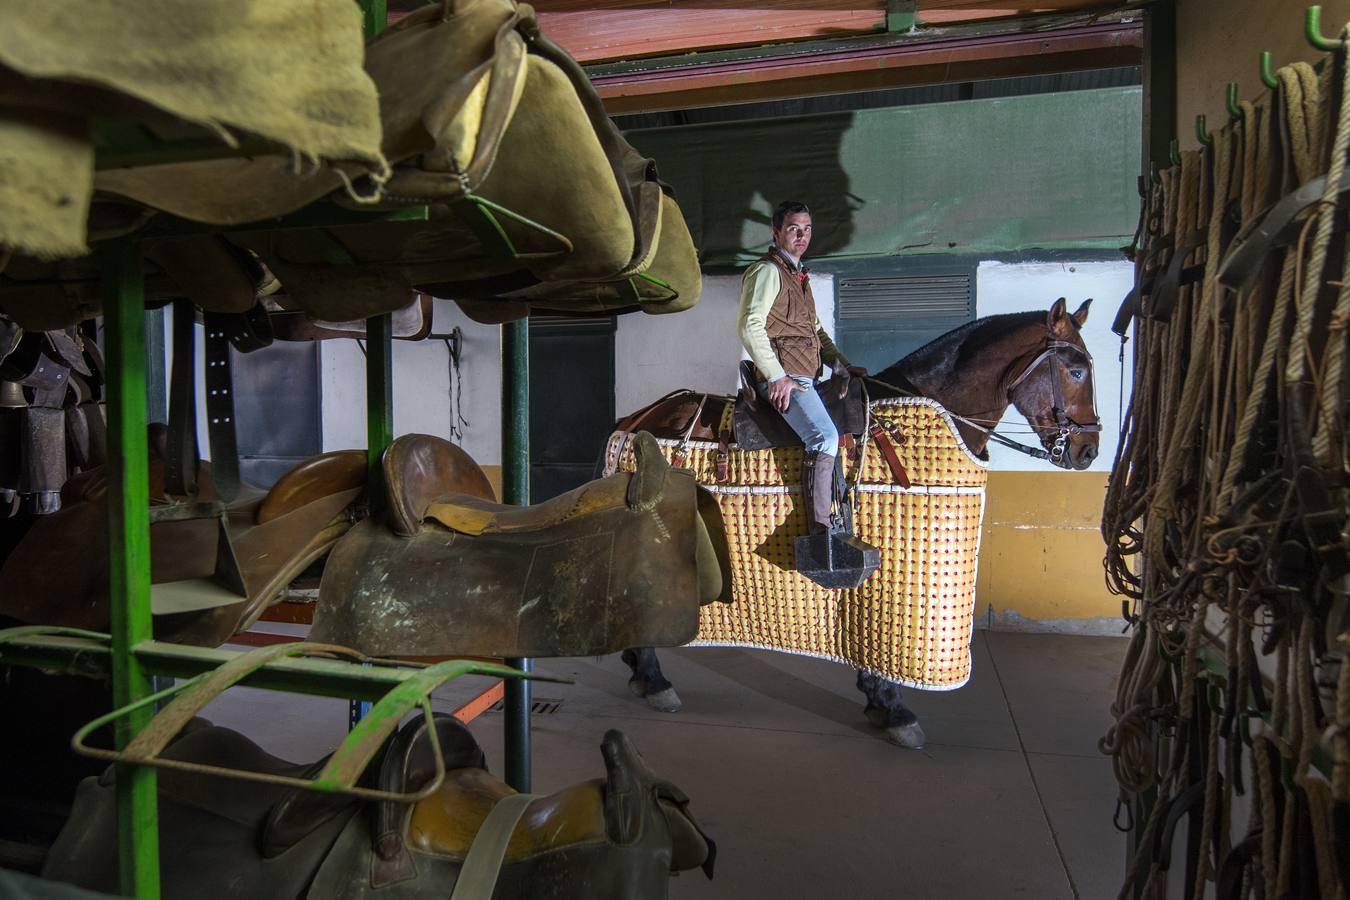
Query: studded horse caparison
618 298 1099 748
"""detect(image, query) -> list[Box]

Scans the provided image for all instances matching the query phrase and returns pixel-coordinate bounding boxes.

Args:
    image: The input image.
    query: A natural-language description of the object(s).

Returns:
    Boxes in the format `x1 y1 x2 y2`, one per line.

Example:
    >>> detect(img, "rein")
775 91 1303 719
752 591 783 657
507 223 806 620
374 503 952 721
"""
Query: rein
865 336 1101 466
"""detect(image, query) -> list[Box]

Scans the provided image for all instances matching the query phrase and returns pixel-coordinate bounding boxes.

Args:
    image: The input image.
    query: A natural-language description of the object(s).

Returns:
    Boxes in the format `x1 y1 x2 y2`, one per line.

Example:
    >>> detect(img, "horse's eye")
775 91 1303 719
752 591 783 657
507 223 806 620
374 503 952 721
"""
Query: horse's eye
1069 368 1087 381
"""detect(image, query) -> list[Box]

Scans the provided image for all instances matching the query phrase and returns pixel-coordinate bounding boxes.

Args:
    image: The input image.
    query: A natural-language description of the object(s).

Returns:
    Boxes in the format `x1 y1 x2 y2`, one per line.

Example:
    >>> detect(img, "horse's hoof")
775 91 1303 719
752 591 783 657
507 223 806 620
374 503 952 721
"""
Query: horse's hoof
884 722 926 750
627 678 646 698
645 688 682 713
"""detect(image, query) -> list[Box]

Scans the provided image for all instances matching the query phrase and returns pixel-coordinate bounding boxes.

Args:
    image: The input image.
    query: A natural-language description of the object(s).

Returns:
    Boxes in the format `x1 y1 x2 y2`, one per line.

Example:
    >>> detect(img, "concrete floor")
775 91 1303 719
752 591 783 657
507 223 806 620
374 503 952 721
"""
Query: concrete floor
204 630 1128 900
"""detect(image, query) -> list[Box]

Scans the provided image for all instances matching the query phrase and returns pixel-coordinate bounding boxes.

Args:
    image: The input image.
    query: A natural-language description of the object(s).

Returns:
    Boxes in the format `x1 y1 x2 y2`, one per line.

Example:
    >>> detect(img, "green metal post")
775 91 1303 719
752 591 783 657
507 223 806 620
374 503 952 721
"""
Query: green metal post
886 0 918 32
360 0 387 38
1143 0 1177 169
502 319 532 792
101 241 160 899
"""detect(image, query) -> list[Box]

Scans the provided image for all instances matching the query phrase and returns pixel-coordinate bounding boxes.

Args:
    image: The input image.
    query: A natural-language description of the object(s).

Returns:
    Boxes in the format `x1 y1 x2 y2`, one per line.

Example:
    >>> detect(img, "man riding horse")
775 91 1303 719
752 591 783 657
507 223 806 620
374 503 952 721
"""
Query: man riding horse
738 201 868 535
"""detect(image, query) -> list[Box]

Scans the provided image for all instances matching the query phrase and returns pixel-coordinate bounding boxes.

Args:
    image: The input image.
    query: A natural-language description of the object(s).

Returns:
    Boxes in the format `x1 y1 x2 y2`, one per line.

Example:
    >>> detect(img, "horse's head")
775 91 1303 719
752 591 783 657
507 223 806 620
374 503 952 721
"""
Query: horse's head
1005 298 1101 470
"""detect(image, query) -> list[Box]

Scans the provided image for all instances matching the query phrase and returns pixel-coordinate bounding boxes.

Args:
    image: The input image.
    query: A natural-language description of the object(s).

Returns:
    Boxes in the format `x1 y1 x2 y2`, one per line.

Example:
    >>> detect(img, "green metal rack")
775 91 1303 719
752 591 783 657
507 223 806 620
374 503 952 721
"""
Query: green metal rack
0 2 539 895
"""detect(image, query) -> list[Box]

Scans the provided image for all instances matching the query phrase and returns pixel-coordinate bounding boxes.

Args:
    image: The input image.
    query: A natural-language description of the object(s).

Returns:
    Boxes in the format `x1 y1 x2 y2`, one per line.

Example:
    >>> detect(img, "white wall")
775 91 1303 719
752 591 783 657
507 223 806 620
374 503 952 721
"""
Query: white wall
319 299 504 465
975 259 1134 472
614 271 838 415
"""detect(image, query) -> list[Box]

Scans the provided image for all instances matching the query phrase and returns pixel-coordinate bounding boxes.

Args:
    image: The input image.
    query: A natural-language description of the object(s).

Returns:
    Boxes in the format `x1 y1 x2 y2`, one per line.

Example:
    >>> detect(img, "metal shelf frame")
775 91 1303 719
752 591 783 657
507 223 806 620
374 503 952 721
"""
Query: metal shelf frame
0 2 535 894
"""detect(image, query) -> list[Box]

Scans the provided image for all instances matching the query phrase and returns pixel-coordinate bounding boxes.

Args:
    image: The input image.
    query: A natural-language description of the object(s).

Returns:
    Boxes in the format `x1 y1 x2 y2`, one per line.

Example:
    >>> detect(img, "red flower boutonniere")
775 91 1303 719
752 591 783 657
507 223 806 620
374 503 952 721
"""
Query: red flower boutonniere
798 268 810 286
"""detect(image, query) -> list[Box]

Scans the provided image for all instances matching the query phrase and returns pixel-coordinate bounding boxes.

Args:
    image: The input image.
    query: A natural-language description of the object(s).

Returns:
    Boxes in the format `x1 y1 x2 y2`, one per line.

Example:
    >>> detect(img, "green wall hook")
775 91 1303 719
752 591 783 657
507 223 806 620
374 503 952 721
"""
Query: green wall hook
1196 114 1213 148
1226 83 1244 120
1170 138 1181 166
1260 51 1279 89
1306 6 1346 52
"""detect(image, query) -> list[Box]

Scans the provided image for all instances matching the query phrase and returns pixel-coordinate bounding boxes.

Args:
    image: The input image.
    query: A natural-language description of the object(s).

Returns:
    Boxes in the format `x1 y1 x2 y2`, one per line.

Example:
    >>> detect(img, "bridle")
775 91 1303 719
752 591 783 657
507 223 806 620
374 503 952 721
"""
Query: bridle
865 335 1102 467
1003 338 1103 466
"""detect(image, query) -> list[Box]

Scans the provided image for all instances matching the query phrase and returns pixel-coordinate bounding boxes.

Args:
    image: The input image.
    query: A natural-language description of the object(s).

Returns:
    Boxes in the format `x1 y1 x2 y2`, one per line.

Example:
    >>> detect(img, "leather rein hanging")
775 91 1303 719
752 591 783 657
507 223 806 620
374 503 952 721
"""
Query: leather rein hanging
866 337 1102 466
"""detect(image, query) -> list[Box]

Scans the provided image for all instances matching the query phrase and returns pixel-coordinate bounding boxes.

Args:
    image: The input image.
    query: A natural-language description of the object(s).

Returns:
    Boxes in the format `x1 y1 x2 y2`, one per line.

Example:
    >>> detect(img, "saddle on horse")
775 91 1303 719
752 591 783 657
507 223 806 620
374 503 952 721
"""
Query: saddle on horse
312 430 731 658
729 361 880 590
44 712 715 899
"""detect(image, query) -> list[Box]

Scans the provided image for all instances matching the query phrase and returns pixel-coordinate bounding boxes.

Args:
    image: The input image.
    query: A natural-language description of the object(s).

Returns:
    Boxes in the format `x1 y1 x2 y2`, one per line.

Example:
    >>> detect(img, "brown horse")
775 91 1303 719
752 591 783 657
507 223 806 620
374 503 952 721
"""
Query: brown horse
616 297 1099 749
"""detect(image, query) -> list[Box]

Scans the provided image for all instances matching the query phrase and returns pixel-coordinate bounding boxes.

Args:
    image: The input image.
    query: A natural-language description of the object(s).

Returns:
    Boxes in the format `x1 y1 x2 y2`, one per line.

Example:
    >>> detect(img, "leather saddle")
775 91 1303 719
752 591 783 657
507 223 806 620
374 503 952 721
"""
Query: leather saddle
0 321 107 515
44 713 715 899
731 360 867 451
0 439 367 646
311 430 732 658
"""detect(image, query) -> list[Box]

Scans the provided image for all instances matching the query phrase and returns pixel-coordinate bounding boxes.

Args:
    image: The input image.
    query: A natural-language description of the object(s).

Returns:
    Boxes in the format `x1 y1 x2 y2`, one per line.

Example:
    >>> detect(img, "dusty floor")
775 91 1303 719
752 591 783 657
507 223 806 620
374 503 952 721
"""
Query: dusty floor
199 629 1128 900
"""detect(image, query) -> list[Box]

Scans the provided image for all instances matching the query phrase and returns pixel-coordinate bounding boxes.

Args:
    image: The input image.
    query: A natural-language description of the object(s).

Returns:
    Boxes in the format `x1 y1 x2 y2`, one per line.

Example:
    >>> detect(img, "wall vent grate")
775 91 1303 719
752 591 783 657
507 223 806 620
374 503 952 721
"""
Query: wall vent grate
837 273 973 320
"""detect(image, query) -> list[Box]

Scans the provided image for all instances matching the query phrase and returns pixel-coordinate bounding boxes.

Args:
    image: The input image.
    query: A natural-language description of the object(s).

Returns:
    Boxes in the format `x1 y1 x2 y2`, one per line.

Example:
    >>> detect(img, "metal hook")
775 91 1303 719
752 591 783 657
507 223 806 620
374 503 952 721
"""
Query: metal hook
1260 51 1279 89
1226 83 1244 121
1306 5 1346 52
1169 138 1181 166
1196 114 1213 148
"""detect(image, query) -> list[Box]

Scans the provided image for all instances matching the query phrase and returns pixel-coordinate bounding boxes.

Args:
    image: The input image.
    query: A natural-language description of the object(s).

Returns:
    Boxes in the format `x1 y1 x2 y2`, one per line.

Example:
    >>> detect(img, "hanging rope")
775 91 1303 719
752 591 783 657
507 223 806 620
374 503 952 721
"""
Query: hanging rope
1102 35 1350 899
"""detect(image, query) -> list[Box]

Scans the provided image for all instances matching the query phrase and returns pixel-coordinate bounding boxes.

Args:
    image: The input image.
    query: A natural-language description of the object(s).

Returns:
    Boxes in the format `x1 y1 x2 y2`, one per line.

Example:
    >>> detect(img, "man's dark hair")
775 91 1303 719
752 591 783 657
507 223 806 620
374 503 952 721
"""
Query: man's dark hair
772 201 810 231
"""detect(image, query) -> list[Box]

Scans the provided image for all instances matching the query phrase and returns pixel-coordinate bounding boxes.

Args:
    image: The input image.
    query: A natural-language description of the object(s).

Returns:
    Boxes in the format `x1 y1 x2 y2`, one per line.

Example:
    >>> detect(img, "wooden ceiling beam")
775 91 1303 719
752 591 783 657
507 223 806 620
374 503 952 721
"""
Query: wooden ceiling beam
589 20 1143 113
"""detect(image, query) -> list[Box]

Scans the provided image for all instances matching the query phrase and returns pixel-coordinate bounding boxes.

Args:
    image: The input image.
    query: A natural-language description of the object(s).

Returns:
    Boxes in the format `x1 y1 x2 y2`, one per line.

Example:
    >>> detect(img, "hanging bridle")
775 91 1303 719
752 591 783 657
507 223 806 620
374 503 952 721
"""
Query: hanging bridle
1003 338 1103 465
865 335 1102 467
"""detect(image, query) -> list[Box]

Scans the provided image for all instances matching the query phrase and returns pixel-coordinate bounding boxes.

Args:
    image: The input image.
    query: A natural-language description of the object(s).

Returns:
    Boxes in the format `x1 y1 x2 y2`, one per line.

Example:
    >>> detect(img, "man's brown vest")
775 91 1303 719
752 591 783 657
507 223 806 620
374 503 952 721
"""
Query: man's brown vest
758 249 821 379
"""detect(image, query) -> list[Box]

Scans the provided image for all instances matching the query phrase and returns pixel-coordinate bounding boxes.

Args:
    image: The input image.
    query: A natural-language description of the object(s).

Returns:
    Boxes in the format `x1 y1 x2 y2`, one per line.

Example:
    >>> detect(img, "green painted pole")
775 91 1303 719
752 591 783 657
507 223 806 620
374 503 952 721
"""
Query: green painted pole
501 319 532 792
359 0 386 38
101 241 160 899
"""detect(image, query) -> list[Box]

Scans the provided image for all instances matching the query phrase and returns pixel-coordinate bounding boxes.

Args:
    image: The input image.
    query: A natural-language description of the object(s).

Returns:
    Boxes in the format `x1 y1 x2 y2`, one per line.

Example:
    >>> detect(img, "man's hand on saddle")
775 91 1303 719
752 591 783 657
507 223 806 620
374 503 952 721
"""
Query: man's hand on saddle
767 376 805 413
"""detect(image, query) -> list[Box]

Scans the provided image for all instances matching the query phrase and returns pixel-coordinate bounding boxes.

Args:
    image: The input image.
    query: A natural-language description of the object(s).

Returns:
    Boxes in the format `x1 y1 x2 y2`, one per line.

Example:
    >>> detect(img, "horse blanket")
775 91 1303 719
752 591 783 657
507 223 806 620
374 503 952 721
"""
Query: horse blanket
604 397 988 690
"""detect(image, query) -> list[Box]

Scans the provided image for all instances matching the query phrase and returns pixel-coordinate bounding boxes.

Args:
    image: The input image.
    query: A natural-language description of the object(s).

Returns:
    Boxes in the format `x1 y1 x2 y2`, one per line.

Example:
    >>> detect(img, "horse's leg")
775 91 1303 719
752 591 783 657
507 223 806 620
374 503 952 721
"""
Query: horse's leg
856 670 926 750
620 647 682 713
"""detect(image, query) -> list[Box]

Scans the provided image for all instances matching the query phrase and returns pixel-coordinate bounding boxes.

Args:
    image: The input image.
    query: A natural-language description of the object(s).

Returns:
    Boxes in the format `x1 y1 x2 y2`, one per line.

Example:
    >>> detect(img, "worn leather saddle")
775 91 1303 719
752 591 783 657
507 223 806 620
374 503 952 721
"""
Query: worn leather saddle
0 320 107 515
311 430 732 658
731 361 868 451
44 712 715 899
0 440 367 646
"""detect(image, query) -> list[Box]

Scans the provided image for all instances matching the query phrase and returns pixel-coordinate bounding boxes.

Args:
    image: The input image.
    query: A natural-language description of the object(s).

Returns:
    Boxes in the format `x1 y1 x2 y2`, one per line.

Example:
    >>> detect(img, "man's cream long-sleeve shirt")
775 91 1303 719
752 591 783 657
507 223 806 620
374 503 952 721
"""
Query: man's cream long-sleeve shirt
737 253 844 382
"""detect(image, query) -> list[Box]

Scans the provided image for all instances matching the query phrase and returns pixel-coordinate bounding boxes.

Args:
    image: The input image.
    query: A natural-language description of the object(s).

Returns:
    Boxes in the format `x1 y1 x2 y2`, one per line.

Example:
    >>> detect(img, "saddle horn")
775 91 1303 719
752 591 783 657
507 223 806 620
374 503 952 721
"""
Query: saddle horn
626 431 670 511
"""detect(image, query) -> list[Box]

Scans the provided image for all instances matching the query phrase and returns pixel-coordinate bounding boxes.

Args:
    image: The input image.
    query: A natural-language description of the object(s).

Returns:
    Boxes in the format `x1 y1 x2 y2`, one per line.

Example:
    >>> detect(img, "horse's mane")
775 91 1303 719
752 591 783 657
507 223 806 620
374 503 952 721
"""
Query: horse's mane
882 310 1066 390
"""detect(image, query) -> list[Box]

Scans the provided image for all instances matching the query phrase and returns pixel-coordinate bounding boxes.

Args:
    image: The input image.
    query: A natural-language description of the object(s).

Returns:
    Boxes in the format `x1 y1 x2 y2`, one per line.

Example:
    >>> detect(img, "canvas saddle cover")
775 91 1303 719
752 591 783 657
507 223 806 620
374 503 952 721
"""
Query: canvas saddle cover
0 0 696 331
311 431 731 659
605 398 989 690
0 0 385 262
45 713 713 899
450 149 703 323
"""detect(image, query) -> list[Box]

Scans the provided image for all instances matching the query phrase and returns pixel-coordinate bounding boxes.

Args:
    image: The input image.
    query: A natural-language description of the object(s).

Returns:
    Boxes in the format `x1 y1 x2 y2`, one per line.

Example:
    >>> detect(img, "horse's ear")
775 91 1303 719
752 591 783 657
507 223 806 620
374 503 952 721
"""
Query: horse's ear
1072 298 1092 326
1047 297 1069 333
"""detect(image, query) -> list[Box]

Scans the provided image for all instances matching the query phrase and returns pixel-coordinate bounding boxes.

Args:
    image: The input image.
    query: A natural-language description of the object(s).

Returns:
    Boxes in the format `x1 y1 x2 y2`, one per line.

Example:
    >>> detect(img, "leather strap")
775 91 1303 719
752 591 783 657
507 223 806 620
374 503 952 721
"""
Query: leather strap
1146 230 1205 322
201 304 274 504
165 300 198 498
1218 167 1350 288
867 422 910 488
715 400 734 484
449 792 536 900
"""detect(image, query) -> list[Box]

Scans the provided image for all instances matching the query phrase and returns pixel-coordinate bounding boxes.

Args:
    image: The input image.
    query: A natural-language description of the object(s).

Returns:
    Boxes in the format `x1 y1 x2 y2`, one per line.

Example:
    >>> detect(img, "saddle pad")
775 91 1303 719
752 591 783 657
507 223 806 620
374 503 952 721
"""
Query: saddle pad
604 398 989 691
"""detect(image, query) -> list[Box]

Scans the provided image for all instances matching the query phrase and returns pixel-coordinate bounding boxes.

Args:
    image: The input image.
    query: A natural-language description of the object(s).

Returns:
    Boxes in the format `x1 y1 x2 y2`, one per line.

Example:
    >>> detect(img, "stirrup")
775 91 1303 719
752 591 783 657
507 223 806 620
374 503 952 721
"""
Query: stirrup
794 531 880 590
793 454 879 589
